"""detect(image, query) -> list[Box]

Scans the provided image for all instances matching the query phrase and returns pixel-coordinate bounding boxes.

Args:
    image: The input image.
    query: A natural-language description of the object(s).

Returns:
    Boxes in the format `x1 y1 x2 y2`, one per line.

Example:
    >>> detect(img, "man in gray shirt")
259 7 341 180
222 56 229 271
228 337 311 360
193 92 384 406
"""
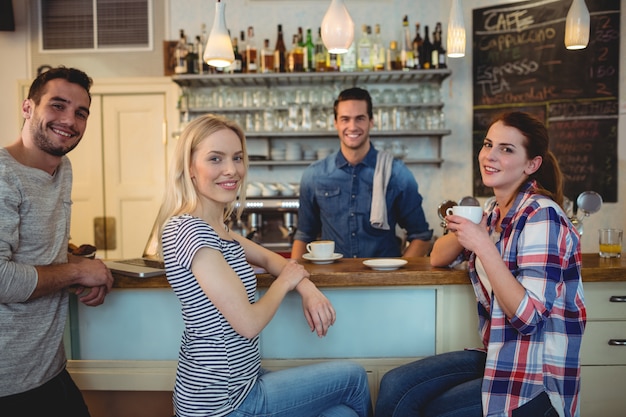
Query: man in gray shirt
0 67 114 415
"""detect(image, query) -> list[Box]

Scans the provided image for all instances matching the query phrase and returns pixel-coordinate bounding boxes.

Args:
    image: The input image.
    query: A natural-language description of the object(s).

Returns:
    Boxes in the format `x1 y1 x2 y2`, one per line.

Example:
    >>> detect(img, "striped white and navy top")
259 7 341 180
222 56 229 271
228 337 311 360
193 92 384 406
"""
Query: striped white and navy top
163 214 260 417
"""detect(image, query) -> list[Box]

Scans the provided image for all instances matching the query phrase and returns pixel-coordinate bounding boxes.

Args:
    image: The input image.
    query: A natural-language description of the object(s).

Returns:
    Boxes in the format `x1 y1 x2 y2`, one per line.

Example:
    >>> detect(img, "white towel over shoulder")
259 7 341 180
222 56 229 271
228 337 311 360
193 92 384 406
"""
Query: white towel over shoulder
370 150 394 230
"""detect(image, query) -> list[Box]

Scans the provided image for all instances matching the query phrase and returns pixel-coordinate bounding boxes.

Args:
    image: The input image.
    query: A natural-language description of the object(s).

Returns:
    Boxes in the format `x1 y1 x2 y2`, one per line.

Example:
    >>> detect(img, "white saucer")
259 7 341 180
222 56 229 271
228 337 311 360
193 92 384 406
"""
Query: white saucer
363 258 408 271
302 253 343 264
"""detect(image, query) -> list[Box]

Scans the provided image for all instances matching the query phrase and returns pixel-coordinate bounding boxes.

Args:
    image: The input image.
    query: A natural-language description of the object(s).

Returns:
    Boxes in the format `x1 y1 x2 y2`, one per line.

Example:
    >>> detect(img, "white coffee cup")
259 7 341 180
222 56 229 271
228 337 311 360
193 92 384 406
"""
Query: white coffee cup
446 206 484 224
306 240 335 258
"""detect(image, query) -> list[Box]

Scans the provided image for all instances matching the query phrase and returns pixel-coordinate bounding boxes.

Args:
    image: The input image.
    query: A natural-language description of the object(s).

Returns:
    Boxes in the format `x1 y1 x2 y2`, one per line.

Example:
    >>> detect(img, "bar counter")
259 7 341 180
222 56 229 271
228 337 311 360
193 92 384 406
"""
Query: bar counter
113 253 626 289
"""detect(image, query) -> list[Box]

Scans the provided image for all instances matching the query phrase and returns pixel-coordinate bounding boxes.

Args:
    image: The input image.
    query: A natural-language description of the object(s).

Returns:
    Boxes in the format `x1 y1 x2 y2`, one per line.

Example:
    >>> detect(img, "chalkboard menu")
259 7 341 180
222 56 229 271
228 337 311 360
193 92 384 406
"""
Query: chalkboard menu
472 0 620 202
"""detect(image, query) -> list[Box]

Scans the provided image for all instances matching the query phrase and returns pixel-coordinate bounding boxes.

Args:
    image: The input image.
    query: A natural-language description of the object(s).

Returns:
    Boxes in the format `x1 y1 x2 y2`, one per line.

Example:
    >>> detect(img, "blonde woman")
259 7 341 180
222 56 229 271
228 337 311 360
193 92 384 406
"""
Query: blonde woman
156 114 372 417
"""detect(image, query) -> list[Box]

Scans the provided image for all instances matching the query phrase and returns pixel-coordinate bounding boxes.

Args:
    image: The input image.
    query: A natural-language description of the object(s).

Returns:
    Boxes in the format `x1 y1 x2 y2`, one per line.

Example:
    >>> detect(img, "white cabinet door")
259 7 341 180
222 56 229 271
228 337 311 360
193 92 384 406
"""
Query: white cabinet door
68 97 104 247
101 93 167 259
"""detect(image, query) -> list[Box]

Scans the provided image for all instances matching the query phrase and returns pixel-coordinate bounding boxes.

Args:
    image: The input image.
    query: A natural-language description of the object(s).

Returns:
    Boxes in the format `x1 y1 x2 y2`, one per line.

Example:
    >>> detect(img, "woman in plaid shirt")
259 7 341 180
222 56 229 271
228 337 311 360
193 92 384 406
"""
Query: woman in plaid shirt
376 112 585 417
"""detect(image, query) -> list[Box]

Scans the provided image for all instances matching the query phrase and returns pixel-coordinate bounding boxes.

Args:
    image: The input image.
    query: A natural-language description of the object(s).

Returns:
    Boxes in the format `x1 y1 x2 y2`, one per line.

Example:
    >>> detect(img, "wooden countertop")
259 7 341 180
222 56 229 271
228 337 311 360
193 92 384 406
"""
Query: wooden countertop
113 253 626 289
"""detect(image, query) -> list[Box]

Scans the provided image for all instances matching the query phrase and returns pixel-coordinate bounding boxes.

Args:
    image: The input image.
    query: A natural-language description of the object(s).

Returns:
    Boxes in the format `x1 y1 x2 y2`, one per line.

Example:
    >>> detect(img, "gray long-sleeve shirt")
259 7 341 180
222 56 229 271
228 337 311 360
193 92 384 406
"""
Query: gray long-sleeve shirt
0 148 73 396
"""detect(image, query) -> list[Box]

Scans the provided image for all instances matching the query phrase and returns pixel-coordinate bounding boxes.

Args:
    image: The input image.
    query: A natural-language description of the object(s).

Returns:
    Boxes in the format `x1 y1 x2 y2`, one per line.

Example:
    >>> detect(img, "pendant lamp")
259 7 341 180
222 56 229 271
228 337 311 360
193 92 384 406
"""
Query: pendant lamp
565 0 590 50
447 0 466 58
203 0 234 68
321 0 355 54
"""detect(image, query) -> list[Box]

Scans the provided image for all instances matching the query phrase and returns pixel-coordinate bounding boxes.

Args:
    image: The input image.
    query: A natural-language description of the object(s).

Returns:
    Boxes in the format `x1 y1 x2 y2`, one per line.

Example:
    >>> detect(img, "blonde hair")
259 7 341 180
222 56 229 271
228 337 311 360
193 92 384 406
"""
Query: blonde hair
156 114 249 245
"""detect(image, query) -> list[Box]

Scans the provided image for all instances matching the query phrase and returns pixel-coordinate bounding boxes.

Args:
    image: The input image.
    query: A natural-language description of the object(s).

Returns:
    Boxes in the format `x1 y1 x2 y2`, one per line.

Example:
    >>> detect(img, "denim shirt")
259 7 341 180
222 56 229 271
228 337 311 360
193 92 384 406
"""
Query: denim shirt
294 146 432 258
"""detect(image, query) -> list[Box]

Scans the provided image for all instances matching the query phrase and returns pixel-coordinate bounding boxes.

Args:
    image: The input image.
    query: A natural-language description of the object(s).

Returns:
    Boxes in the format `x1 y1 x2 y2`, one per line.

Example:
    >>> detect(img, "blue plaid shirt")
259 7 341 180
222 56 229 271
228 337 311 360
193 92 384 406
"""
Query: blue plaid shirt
294 146 432 258
468 181 585 416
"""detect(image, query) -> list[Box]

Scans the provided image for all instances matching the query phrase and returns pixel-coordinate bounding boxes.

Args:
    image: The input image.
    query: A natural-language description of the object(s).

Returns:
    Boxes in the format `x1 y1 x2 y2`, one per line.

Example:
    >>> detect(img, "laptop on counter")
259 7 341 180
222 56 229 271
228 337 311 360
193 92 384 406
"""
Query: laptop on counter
105 220 166 278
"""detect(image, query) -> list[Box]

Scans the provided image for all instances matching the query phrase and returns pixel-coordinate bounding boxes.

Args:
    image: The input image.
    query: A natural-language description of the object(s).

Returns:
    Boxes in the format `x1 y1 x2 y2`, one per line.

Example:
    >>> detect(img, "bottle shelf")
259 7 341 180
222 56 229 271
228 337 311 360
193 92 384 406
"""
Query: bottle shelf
172 69 451 89
186 102 445 113
173 129 451 139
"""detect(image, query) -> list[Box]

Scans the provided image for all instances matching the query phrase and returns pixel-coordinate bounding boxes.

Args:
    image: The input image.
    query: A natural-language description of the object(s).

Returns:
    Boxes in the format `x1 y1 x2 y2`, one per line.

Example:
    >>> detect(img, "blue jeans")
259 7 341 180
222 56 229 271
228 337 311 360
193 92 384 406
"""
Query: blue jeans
375 350 486 417
227 361 372 417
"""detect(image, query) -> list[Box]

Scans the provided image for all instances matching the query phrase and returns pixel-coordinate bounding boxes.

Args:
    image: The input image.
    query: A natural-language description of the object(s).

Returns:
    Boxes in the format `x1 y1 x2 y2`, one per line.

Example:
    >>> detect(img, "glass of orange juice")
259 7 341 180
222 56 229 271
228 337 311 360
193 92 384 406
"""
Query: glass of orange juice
599 228 622 258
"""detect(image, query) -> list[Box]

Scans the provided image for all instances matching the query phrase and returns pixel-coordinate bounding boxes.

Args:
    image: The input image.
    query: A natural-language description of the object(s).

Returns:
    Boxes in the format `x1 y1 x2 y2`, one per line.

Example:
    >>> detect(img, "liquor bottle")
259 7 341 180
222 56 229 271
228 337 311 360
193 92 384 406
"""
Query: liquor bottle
174 29 188 74
274 24 287 73
372 23 386 71
231 36 243 73
239 30 247 72
288 33 305 72
186 38 199 74
327 52 340 72
421 25 433 69
386 40 402 70
260 38 274 73
430 23 441 69
340 38 357 72
357 24 373 71
304 28 316 72
433 22 447 69
295 27 309 71
314 27 328 72
245 26 258 73
400 16 415 70
412 23 423 69
199 23 210 73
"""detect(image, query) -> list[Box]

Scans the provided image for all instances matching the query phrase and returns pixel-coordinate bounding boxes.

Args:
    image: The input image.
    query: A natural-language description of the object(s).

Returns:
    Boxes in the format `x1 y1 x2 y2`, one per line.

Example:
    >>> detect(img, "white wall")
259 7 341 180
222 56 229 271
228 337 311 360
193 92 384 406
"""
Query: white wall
0 0 624 253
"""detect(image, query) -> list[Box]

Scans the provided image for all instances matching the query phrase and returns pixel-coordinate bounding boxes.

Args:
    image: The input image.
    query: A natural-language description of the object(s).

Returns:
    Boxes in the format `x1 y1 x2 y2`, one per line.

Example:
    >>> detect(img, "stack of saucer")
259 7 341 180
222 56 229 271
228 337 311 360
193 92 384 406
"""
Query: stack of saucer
317 148 333 159
270 147 285 161
285 142 302 161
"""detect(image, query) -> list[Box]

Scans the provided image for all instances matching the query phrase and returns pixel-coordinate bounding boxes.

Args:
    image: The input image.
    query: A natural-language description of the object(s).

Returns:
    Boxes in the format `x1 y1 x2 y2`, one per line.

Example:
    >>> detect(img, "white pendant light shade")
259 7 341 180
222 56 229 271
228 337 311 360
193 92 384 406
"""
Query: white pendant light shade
321 0 355 54
203 0 234 68
447 0 466 58
565 0 590 50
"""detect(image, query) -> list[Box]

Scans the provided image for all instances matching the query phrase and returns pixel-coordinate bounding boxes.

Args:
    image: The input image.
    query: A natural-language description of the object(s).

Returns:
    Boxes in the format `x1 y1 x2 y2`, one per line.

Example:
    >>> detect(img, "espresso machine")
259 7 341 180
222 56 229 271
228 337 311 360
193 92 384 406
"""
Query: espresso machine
230 197 299 257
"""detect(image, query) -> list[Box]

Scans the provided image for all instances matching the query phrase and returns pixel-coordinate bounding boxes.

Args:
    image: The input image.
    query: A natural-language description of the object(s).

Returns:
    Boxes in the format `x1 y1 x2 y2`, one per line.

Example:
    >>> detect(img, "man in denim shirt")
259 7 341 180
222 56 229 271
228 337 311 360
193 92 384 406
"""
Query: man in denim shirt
291 87 432 259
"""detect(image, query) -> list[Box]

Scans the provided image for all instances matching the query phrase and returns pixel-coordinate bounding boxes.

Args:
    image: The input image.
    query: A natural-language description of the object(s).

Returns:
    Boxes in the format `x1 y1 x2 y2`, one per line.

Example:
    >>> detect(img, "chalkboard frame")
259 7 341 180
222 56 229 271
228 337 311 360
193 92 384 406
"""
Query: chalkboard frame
472 0 620 202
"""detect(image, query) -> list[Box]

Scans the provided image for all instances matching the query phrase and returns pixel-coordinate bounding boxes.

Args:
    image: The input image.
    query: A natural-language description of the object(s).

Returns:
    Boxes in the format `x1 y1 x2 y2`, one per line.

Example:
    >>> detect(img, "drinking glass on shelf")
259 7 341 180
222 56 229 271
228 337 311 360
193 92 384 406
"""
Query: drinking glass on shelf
282 89 295 106
301 103 312 131
421 84 432 103
262 110 274 132
381 88 395 104
313 109 328 131
254 112 263 132
245 113 255 132
242 89 253 108
377 108 391 131
407 87 422 104
416 112 427 130
392 107 407 131
394 89 408 105
274 110 286 132
369 88 381 105
252 89 266 107
286 103 299 131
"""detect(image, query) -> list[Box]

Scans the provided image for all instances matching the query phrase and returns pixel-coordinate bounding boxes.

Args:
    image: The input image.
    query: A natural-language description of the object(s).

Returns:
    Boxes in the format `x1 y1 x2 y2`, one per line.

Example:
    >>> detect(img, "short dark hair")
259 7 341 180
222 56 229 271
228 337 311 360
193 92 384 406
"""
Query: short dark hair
27 66 93 105
333 87 373 120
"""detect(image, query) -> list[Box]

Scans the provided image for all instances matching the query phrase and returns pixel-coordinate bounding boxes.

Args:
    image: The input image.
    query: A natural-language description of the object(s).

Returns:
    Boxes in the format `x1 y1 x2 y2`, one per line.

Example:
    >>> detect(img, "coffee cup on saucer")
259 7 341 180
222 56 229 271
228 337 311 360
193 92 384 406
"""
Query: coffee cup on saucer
306 240 335 258
446 206 483 224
